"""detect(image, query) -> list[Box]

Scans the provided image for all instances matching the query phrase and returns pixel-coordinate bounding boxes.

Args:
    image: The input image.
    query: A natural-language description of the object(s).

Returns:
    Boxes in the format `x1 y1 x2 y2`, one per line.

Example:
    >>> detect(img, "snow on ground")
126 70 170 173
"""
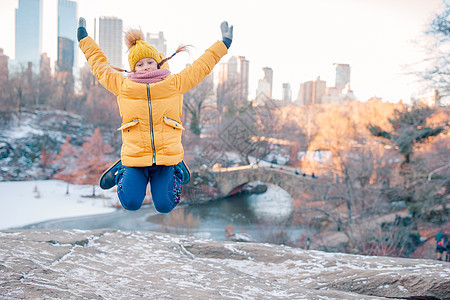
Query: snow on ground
0 180 118 230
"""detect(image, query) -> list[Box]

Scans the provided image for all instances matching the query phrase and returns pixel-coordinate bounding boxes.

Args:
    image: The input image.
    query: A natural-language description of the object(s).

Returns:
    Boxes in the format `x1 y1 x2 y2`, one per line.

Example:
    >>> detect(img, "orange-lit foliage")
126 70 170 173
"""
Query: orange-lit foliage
52 136 77 183
281 100 402 180
74 128 114 189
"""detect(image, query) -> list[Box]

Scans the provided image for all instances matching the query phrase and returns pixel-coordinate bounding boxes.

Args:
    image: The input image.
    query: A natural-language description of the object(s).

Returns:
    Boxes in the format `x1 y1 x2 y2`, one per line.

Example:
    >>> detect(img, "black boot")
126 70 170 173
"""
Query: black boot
177 160 190 185
99 159 122 190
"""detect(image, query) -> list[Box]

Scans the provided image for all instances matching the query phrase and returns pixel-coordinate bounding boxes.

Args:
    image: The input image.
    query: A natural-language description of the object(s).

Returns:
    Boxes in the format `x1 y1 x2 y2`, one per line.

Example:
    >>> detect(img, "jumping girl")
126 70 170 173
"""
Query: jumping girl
77 18 233 213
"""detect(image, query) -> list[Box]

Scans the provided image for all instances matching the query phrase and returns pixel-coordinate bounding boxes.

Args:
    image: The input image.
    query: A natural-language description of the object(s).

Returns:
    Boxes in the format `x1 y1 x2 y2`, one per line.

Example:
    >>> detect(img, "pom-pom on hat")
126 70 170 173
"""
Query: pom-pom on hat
125 29 162 71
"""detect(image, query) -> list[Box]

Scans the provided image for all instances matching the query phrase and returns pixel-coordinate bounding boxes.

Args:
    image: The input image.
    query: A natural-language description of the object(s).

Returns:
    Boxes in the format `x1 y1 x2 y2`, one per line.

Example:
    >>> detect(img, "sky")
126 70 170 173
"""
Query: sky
0 0 444 102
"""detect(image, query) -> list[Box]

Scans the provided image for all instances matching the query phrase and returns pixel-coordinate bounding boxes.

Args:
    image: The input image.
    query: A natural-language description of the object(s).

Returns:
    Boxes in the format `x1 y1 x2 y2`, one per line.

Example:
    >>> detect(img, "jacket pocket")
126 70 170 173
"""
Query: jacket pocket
117 118 139 131
117 119 144 155
163 116 185 130
162 116 183 156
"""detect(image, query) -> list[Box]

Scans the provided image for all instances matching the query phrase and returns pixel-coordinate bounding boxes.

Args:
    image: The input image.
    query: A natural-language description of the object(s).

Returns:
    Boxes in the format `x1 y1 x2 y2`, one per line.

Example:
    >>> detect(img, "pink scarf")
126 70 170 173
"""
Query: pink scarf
127 69 171 84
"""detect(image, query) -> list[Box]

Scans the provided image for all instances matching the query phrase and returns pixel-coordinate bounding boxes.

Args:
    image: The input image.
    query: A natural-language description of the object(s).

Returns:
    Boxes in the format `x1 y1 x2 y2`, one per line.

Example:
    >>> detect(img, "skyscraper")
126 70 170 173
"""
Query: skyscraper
255 67 273 104
216 62 229 114
217 62 229 85
297 76 326 105
263 67 273 99
15 0 43 68
227 56 249 104
57 0 77 73
146 32 167 57
282 83 292 102
39 53 51 78
334 63 350 89
57 37 74 72
99 17 123 68
239 57 250 103
0 49 9 82
255 78 271 104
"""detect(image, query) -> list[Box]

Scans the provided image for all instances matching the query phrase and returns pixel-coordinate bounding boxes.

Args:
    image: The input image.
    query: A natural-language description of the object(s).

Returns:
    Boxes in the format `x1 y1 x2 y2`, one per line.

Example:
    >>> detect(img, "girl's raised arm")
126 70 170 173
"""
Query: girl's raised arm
175 21 233 94
77 17 125 96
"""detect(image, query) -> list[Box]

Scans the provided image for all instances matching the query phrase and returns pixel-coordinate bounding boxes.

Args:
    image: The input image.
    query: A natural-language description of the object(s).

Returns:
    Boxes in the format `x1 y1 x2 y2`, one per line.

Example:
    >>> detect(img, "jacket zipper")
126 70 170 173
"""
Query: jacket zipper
147 84 156 164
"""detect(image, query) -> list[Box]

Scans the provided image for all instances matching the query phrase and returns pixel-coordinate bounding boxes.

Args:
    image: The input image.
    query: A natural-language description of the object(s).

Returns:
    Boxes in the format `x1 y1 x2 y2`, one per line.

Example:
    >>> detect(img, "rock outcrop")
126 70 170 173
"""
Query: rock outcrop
0 229 449 299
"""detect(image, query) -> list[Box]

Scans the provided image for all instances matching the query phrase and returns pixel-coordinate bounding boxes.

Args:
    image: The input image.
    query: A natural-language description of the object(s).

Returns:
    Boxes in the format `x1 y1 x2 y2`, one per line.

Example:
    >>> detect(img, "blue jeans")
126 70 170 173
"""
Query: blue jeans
116 164 182 213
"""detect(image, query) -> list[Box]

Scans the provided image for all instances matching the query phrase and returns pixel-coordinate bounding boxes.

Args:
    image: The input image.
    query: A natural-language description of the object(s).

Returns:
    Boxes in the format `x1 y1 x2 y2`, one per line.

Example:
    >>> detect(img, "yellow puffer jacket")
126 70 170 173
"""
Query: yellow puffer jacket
79 36 228 167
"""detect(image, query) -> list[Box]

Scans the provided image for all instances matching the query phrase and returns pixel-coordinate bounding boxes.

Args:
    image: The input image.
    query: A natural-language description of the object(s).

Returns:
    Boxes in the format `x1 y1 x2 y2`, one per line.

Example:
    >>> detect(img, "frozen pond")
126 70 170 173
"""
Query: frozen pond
21 183 307 243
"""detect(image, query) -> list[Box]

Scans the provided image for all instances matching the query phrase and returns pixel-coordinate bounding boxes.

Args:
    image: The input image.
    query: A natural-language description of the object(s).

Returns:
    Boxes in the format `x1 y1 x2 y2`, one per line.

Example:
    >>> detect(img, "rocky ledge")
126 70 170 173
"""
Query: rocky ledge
0 229 449 299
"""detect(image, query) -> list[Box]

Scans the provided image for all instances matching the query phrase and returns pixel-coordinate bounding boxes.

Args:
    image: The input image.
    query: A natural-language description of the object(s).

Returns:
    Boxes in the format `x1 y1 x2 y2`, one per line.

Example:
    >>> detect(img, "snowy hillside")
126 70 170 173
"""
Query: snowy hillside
0 109 92 180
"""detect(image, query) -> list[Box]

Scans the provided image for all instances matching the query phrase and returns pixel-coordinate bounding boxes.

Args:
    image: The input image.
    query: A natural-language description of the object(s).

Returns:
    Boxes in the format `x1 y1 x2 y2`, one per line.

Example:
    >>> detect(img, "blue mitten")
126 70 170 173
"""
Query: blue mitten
221 21 233 49
77 17 88 42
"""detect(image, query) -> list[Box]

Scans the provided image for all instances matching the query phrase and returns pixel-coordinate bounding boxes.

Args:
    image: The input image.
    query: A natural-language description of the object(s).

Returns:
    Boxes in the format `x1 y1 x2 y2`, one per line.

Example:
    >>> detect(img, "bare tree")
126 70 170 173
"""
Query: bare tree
301 102 403 253
9 64 36 118
81 85 121 133
216 77 247 121
419 1 450 98
80 62 98 92
51 71 75 111
183 73 214 136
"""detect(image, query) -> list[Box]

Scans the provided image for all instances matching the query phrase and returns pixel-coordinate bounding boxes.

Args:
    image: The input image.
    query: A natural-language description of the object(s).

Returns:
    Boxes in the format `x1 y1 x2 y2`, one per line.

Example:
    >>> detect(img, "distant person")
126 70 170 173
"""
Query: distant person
435 230 445 260
443 234 449 262
77 18 233 213
305 237 311 250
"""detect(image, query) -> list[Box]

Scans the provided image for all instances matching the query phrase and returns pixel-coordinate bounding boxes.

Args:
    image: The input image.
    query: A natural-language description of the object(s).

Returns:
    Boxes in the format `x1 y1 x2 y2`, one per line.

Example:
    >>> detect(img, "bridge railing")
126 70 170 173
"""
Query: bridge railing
211 163 311 177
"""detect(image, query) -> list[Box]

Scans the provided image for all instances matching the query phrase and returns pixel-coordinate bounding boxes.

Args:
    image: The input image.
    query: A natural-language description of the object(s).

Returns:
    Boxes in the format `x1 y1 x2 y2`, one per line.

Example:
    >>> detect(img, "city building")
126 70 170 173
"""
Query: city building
203 73 216 107
216 62 229 113
39 52 51 78
15 0 43 70
57 37 74 72
341 82 355 101
282 83 292 102
227 56 249 104
217 62 229 85
255 78 271 104
414 89 441 107
57 0 77 74
334 63 350 89
297 76 326 105
0 49 9 82
146 32 167 57
322 86 342 104
255 67 273 104
263 67 273 99
99 17 123 68
294 64 353 106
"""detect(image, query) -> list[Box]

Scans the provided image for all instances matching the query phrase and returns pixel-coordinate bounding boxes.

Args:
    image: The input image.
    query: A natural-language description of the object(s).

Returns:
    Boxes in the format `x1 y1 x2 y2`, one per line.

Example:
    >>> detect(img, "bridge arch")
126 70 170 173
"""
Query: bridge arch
213 165 316 198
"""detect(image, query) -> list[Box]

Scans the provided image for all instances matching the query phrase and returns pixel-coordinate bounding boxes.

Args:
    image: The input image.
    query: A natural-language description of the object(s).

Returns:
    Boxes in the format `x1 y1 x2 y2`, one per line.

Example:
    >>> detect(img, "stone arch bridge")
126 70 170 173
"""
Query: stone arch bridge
212 165 323 199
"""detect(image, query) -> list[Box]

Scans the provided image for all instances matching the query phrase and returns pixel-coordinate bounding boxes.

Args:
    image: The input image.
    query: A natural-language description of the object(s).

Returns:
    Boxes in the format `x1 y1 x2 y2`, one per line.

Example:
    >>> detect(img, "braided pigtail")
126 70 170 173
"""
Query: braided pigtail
99 63 130 73
157 45 191 69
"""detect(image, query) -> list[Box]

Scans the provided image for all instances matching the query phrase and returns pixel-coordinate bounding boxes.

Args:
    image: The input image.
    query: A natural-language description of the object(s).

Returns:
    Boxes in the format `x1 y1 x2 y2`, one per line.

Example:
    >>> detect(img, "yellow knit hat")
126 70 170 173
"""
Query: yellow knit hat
125 29 162 71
